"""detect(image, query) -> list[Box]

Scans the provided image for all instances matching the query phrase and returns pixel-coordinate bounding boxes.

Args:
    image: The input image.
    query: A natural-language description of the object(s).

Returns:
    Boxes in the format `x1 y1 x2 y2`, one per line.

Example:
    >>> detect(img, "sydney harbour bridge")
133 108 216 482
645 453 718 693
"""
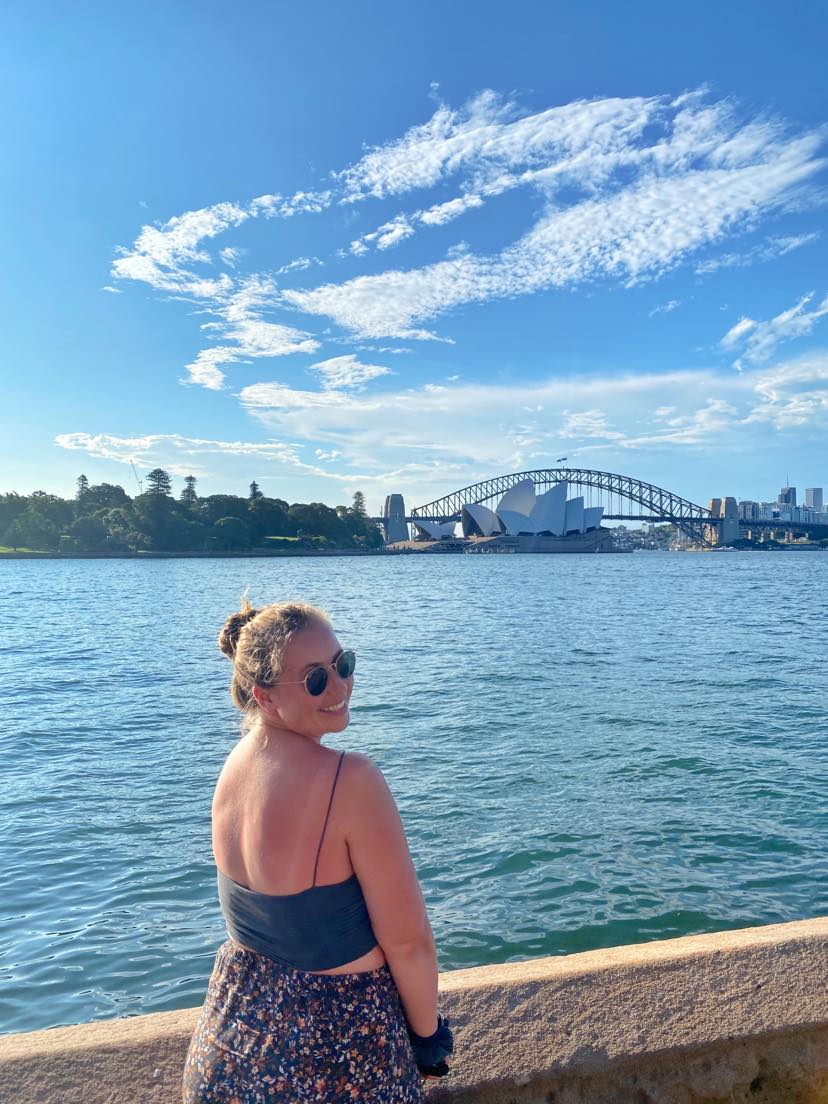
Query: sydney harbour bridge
375 468 825 548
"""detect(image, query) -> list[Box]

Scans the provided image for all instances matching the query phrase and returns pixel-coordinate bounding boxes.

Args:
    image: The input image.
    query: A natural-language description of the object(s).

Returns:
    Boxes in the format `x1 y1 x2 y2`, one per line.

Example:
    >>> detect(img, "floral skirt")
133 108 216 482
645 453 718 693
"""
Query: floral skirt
182 940 427 1103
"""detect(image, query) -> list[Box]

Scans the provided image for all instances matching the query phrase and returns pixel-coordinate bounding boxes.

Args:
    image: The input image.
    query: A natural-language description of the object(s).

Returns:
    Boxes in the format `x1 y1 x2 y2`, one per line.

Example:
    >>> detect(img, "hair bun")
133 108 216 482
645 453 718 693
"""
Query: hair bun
218 601 260 659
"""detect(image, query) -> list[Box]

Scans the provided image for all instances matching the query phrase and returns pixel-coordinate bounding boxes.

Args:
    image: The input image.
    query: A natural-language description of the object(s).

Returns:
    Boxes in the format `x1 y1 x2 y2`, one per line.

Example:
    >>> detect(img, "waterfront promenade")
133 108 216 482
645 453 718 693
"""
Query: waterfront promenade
2 915 826 1103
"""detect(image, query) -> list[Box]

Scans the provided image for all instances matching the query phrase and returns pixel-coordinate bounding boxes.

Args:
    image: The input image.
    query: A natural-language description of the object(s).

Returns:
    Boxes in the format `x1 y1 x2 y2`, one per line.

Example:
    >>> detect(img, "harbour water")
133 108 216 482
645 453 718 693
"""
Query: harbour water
1 552 826 1035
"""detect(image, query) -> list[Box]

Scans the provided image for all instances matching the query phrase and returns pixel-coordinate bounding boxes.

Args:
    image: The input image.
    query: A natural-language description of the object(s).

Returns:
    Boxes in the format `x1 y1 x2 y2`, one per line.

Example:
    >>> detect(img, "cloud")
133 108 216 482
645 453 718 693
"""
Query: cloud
101 285 122 294
58 350 828 504
236 350 828 485
720 292 828 370
276 256 322 275
109 88 827 384
348 193 485 254
308 353 392 390
251 191 332 218
743 351 828 427
284 116 825 338
220 247 245 268
178 276 320 388
334 89 658 202
112 201 249 296
694 231 820 275
420 194 484 226
649 299 681 316
54 431 307 478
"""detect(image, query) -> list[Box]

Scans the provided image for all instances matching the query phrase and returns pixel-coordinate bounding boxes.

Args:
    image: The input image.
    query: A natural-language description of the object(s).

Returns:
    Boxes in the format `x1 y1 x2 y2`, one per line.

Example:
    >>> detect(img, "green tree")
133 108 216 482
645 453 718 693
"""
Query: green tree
180 475 198 506
248 496 293 541
288 502 349 544
76 474 89 500
200 494 249 525
0 493 26 537
351 490 367 517
3 506 61 550
68 515 108 551
249 480 263 501
213 516 254 550
146 468 172 497
76 483 129 514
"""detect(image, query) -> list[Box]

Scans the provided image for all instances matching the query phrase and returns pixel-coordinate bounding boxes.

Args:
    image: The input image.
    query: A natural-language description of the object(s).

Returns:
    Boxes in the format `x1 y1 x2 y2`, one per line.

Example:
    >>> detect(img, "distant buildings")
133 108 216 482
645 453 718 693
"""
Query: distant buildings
805 488 824 511
779 486 797 507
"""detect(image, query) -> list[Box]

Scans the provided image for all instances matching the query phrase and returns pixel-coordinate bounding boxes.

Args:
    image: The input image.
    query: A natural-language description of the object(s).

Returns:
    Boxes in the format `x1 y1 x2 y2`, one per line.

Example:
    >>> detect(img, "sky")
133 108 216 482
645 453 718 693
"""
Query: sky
1 0 826 514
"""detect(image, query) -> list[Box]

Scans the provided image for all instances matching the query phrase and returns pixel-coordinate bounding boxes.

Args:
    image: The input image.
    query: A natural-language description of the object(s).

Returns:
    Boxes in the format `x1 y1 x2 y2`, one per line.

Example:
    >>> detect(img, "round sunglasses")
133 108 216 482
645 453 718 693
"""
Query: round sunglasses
278 649 356 697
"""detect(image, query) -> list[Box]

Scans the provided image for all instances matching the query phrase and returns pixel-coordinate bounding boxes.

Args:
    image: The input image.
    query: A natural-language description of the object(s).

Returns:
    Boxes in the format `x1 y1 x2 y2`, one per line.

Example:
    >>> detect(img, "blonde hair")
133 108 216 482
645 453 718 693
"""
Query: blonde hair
218 597 329 727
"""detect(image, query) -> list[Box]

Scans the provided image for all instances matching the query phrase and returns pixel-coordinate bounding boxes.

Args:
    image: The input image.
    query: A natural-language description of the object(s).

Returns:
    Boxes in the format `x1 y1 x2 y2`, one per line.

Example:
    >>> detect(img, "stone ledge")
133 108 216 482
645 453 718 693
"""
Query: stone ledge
1 915 826 1103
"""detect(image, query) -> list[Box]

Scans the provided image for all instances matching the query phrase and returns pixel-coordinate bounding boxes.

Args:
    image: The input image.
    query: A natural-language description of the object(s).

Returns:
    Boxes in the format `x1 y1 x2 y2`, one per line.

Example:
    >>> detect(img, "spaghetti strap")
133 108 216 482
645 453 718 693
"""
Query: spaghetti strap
312 750 346 886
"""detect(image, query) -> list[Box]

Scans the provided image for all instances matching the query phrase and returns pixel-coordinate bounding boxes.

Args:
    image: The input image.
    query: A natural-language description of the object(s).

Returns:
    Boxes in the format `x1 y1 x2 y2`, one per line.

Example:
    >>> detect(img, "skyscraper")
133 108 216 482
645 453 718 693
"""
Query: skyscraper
778 486 796 507
805 488 823 511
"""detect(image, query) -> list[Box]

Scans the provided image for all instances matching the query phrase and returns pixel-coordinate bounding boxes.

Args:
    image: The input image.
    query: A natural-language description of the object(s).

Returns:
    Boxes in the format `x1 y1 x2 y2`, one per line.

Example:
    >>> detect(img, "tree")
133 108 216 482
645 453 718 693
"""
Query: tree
213 516 253 550
146 469 172 497
2 506 60 551
249 480 263 501
76 474 89 500
0 493 25 537
288 502 349 543
200 494 249 525
351 491 367 517
68 515 108 551
248 496 293 540
77 483 129 514
180 475 198 506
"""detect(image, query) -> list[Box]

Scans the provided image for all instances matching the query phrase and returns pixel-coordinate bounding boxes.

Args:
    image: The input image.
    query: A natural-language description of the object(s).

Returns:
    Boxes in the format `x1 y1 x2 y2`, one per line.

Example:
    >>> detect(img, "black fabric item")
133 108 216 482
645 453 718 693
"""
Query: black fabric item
406 1014 453 1076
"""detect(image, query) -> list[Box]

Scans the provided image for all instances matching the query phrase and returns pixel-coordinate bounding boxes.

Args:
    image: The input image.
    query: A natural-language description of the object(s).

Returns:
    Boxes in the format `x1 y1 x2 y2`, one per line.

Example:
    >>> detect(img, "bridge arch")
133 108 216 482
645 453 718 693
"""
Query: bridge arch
410 468 714 545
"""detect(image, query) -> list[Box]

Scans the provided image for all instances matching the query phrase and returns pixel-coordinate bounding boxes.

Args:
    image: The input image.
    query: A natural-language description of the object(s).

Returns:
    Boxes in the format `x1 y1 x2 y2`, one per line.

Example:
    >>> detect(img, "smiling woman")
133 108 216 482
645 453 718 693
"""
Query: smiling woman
182 598 453 1102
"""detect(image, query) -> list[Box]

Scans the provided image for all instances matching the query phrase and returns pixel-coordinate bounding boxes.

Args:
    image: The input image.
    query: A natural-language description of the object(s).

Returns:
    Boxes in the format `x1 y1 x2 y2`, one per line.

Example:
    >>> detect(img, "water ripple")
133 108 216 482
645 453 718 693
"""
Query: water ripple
1 552 826 1033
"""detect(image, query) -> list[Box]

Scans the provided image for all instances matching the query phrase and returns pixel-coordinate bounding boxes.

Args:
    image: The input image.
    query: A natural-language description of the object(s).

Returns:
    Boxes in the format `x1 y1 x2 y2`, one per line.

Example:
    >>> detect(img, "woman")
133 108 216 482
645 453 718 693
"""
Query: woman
183 599 453 1102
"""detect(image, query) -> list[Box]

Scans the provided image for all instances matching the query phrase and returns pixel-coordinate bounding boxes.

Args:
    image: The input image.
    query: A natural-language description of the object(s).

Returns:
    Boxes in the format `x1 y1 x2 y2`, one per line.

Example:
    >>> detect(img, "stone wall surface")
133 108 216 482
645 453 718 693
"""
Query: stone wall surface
1 916 826 1104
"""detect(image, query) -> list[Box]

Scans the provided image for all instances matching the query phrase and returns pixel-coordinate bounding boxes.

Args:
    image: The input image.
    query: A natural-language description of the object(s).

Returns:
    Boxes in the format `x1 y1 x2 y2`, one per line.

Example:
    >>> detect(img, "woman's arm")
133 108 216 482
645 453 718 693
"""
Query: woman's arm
344 753 439 1036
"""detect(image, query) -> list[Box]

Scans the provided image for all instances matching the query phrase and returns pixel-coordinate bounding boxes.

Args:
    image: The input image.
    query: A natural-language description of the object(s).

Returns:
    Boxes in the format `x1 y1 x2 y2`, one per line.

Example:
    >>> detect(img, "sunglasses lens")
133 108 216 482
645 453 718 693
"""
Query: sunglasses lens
336 650 356 679
304 667 328 696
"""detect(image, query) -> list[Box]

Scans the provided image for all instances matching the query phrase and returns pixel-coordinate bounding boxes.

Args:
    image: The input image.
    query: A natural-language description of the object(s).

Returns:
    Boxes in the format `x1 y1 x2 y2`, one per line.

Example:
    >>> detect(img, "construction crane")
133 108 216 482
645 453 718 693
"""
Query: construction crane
130 461 144 494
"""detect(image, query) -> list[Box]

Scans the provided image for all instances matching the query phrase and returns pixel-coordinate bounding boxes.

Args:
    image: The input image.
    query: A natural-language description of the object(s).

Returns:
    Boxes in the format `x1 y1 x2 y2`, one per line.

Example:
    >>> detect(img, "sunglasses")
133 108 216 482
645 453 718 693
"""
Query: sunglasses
278 649 356 697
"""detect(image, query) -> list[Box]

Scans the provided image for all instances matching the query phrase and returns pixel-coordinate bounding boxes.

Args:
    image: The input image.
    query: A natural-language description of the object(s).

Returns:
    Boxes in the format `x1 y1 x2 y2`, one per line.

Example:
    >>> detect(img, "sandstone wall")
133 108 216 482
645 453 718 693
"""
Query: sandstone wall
1 915 826 1104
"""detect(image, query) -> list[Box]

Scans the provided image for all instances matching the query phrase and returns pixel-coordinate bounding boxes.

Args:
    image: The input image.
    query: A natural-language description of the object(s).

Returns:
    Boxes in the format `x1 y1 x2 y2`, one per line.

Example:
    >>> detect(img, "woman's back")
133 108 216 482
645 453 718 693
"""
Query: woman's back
212 736 388 975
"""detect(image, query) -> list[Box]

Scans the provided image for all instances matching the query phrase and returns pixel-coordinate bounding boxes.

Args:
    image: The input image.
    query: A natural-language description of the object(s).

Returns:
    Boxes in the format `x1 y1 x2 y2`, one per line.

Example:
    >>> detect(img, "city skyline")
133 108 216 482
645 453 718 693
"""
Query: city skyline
1 1 827 510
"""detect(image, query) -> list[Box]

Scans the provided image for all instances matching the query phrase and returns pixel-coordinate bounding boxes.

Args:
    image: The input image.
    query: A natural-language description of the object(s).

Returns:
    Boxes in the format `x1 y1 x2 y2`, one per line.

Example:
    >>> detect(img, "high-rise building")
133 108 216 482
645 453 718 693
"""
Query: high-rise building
779 486 796 507
805 488 823 511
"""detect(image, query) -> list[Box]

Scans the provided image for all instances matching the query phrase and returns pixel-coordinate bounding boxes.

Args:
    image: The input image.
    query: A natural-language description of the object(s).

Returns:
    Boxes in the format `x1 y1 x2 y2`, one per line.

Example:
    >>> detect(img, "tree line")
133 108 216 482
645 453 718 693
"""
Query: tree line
0 471 383 553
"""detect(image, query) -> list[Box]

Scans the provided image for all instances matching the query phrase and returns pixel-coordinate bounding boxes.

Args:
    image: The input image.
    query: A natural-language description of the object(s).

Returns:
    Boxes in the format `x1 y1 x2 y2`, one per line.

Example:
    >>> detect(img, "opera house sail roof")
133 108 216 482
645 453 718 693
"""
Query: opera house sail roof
455 479 604 539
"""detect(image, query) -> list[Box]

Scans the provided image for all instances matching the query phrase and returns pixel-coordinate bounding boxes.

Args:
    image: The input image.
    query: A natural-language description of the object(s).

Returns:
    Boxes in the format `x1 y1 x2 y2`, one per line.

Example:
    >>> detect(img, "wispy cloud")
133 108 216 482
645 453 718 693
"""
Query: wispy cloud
220 246 245 268
251 191 332 218
309 353 392 390
109 88 827 385
112 201 248 297
54 431 307 478
284 104 825 338
235 351 828 483
182 275 320 389
649 299 681 316
101 285 121 294
348 193 485 254
276 256 323 275
58 349 828 502
694 231 820 275
720 291 828 370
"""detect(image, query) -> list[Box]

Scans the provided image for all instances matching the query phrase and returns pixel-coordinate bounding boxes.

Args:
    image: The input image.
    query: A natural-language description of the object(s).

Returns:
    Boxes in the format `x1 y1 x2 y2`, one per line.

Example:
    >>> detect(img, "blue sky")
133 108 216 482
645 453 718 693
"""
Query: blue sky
2 0 826 513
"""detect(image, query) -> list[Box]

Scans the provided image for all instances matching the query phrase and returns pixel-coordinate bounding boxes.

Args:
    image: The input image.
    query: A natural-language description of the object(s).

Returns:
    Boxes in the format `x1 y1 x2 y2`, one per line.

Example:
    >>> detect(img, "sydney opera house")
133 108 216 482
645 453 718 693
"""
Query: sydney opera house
404 479 610 552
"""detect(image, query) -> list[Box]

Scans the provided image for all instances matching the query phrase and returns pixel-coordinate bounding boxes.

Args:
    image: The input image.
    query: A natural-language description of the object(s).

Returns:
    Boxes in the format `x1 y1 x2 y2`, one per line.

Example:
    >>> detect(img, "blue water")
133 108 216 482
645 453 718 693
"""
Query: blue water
1 553 826 1034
